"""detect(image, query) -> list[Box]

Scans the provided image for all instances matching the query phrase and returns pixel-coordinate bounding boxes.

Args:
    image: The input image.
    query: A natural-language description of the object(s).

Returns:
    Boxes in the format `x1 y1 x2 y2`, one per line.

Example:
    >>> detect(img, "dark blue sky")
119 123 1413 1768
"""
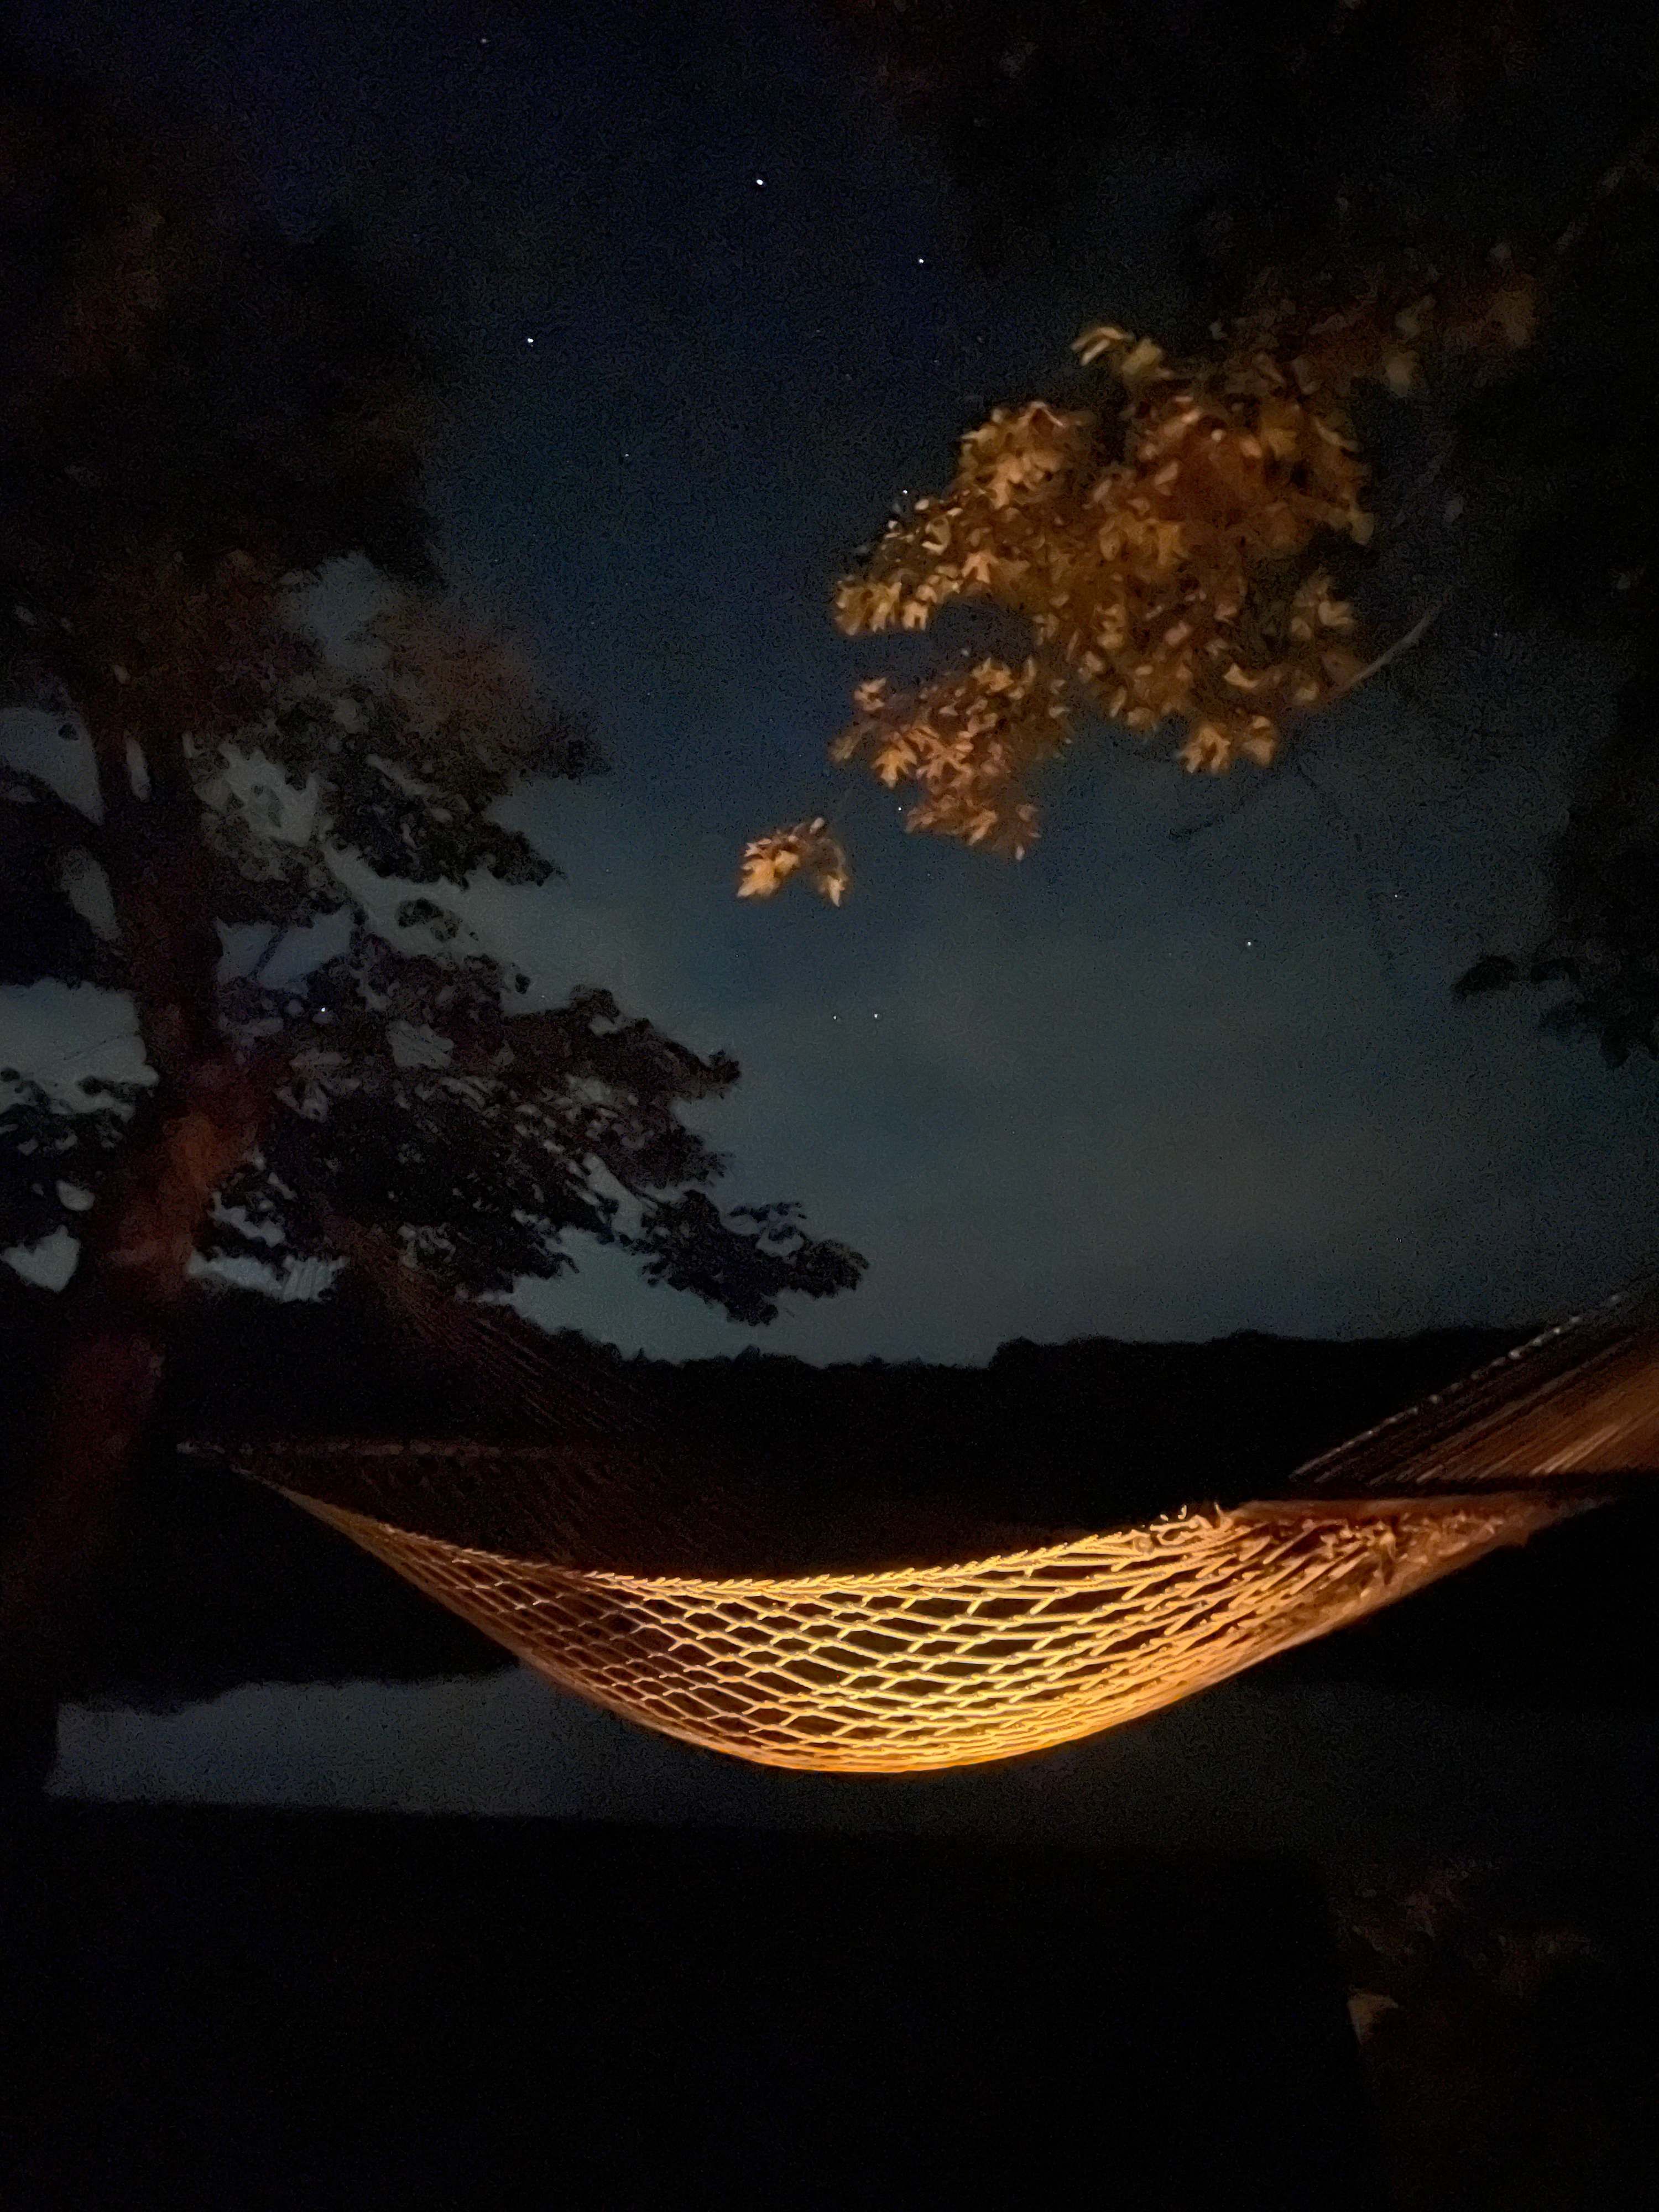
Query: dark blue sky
20 0 1659 1361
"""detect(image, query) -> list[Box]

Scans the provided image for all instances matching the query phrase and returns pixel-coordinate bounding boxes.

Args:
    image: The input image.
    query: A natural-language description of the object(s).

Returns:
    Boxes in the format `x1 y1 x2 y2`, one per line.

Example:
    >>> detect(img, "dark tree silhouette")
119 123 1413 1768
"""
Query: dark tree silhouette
1450 149 1659 1060
824 0 1567 269
0 59 860 1780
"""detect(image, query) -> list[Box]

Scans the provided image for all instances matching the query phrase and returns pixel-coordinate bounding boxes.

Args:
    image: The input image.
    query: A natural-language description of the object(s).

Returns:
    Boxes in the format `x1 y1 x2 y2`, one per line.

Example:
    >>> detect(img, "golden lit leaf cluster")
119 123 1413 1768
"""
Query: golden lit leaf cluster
737 817 852 905
738 265 1536 898
830 659 1070 856
833 322 1378 802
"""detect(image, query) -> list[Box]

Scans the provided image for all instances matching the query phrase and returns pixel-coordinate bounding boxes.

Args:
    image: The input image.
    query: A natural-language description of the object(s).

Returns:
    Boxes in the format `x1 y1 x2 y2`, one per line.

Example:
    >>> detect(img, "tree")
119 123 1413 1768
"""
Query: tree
824 0 1567 268
741 259 1535 886
1447 134 1659 1062
0 66 860 1778
745 30 1659 1062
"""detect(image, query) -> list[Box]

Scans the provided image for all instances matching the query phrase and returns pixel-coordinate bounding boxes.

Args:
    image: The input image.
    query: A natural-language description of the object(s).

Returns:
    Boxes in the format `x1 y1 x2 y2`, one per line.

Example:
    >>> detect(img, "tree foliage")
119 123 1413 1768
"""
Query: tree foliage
826 0 1568 267
1447 150 1659 1062
0 61 861 1324
742 262 1535 896
818 0 1659 1075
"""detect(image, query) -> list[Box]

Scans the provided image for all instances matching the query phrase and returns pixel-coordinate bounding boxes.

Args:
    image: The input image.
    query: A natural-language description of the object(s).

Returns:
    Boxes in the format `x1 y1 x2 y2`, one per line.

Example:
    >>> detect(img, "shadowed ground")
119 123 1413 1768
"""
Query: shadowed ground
3 1807 1379 2211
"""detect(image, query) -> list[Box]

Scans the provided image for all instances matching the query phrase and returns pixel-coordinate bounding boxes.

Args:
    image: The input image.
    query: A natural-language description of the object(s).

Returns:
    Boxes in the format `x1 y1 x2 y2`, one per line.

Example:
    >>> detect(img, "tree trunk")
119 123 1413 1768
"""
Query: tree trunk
0 1057 263 1791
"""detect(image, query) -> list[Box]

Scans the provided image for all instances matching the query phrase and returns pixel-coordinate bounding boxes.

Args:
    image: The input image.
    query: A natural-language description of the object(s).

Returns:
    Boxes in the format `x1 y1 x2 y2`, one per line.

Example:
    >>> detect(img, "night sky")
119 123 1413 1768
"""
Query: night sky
12 0 1659 1365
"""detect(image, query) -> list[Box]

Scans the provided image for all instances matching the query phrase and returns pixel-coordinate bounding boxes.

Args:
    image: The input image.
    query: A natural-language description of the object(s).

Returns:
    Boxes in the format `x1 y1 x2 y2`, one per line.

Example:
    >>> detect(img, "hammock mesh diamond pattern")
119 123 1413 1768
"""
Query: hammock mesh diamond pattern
283 1491 1561 1772
205 1263 1659 1772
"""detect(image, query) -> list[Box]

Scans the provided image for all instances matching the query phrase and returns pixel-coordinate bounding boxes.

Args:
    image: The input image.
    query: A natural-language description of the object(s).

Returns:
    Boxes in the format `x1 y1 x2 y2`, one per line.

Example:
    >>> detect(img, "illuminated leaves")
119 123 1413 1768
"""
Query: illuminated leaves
836 313 1378 794
737 817 852 905
830 659 1068 855
747 261 1537 898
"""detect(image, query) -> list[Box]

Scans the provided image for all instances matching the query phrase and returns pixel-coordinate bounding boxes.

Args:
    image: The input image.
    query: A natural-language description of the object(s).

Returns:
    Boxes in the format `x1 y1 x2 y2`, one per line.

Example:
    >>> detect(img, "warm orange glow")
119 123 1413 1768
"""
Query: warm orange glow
283 1491 1566 1772
221 1280 1659 1773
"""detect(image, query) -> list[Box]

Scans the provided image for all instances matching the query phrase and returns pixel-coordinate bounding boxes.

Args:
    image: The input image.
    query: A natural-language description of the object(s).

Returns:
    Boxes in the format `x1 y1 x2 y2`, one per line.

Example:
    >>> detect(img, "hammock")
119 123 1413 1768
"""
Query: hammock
190 1243 1659 1773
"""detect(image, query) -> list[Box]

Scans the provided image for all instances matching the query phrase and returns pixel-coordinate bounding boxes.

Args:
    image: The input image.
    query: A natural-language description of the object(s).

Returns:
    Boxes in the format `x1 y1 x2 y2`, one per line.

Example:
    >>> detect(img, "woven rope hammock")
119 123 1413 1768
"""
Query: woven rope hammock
196 1248 1659 1773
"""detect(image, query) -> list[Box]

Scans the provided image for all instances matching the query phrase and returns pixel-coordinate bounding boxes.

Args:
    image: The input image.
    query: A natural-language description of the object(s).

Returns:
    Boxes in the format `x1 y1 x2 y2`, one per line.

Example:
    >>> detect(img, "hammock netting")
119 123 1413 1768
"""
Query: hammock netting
194 1237 1659 1772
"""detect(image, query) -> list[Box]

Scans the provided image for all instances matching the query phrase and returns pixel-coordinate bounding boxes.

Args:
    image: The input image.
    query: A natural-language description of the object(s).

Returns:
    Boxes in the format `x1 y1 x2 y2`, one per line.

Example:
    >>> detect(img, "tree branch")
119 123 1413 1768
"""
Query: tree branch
1 769 106 858
1552 112 1659 263
1382 435 1458 539
1290 759 1397 974
1328 591 1452 704
246 924 296 986
1171 593 1451 847
1168 764 1282 846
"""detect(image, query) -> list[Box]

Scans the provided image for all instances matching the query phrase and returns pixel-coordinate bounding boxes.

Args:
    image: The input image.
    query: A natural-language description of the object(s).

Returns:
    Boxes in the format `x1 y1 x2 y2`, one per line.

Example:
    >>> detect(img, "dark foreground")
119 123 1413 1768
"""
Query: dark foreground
3 1806 1380 2210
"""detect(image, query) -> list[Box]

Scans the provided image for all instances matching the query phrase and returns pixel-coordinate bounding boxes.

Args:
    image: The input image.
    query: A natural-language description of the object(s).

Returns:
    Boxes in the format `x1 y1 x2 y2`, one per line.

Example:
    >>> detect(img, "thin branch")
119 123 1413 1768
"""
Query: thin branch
1169 763 1284 845
1386 666 1554 789
28 1027 151 1083
1171 594 1451 846
246 925 291 986
1290 758 1396 975
1382 435 1457 538
1328 591 1452 704
1 768 106 857
1552 112 1659 263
